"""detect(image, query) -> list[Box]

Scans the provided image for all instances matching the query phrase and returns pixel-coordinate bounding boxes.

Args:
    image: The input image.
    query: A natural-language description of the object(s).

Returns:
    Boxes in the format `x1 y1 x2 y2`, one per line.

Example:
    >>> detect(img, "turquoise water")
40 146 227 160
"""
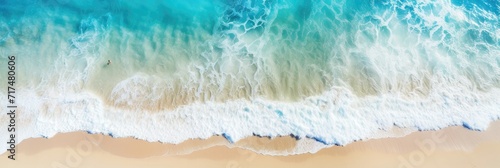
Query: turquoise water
1 0 500 151
1 0 499 103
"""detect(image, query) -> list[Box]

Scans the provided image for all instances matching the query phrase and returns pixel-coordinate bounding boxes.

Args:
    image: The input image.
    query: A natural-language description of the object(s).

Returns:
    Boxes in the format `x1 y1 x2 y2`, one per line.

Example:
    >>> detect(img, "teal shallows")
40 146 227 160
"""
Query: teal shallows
0 0 499 103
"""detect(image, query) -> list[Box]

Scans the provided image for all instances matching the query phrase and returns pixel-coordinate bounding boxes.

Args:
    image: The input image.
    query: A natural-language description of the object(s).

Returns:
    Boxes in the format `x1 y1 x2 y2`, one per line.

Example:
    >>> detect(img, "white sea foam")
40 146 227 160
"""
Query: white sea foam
1 0 500 156
1 73 500 155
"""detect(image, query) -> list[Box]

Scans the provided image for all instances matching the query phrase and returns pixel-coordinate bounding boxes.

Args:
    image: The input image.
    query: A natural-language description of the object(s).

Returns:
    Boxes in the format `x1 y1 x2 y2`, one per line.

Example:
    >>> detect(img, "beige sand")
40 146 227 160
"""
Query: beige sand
1 121 500 168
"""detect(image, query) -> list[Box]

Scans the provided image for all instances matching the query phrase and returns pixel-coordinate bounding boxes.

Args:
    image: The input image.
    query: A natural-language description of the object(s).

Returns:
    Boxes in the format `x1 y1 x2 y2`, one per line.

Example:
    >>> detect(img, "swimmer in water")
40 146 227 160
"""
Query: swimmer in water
107 60 111 65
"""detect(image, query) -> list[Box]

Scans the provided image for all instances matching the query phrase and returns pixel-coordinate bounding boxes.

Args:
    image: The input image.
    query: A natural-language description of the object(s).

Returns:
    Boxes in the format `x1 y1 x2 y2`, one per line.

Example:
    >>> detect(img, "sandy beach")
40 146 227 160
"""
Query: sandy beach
1 120 499 168
1 0 499 168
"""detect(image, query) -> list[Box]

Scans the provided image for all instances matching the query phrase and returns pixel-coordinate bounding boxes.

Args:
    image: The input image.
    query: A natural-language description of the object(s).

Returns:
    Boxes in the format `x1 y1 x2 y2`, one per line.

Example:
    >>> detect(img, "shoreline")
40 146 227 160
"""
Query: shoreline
1 121 500 167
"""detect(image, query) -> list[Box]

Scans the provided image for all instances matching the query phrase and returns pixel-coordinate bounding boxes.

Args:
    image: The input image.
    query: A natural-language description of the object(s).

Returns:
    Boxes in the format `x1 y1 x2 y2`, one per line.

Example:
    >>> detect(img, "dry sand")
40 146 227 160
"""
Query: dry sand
1 121 500 168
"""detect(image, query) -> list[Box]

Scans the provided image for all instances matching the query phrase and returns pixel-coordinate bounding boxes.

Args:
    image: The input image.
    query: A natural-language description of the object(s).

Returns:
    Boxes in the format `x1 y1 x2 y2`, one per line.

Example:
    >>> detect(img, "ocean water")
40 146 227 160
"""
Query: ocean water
1 0 499 154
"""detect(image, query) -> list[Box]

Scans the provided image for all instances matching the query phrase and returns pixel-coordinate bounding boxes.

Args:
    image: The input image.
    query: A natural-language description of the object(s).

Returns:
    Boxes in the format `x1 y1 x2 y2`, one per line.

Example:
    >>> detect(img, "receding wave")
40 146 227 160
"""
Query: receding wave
0 0 499 154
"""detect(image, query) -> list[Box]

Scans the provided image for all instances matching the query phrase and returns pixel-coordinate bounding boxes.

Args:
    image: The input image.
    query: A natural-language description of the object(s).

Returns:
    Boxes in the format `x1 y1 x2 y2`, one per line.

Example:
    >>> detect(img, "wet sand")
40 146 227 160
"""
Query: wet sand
1 121 500 168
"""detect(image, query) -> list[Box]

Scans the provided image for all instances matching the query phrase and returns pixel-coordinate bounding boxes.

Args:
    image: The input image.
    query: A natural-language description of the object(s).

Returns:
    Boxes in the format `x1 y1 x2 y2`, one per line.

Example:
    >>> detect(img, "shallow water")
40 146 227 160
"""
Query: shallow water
0 0 499 154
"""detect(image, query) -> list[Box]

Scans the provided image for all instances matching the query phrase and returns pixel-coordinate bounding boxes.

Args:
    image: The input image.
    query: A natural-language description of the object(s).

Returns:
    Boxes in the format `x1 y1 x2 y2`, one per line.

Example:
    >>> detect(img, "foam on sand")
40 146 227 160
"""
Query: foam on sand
0 0 499 155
